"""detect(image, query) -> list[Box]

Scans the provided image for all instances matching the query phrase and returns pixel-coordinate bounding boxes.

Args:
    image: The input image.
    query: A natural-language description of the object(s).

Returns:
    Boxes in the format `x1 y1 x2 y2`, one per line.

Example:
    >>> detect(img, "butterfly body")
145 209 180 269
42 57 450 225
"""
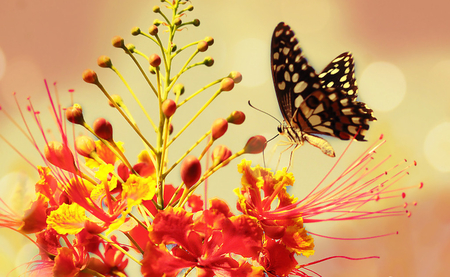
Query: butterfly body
271 22 376 157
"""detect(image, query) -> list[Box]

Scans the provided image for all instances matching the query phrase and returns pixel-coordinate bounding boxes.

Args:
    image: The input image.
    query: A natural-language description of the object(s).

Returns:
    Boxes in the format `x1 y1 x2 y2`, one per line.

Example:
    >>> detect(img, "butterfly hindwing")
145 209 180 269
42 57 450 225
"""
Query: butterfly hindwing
271 22 376 148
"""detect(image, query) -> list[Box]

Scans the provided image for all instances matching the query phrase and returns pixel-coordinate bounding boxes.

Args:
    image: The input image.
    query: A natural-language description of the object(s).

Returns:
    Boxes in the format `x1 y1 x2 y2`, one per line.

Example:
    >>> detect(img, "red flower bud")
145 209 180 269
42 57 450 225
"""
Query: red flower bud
82 69 98 84
229 71 242 84
227 111 245 125
126 43 136 53
131 27 141 36
211 118 228 140
75 136 96 158
162 99 176 118
204 56 214 67
118 162 130 182
220 78 234 92
44 141 77 173
169 123 174 135
243 135 267 154
93 118 113 141
149 54 161 67
108 94 123 107
180 156 202 189
174 17 182 26
197 41 208 52
112 36 125 48
66 104 85 125
204 36 214 46
97 55 112 68
149 25 158 36
212 145 232 167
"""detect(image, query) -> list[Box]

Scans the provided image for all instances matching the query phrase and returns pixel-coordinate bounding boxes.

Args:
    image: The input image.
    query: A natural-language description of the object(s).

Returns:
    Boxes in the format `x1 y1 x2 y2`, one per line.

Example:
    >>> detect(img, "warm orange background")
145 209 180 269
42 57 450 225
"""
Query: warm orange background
0 0 449 276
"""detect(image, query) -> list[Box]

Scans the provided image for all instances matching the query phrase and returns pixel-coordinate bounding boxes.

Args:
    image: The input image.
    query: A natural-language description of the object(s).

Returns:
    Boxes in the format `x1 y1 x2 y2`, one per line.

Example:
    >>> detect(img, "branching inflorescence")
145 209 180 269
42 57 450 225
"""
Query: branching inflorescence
0 1 421 277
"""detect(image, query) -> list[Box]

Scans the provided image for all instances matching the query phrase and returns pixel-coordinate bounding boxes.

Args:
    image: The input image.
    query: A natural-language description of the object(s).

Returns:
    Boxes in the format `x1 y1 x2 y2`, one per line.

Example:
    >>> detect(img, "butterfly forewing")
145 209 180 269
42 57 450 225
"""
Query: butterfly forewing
271 22 376 153
271 23 321 123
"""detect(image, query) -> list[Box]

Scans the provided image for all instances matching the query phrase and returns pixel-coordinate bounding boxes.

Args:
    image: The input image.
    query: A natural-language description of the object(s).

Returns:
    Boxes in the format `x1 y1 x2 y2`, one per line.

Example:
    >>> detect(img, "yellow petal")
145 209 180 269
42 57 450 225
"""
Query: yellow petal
47 203 88 235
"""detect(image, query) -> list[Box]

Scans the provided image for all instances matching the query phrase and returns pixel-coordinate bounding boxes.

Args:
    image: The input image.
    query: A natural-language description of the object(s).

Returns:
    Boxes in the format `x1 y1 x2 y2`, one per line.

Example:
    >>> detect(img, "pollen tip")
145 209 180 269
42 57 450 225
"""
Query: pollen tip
419 182 424 189
401 192 406 198
413 160 417 166
379 134 384 140
68 89 75 93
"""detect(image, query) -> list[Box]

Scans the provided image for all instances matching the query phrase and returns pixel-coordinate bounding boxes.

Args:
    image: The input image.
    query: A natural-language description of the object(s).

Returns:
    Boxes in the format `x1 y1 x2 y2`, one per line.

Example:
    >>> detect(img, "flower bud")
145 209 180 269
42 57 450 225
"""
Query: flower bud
153 19 162 26
227 111 245 125
204 36 214 46
212 145 232 167
211 118 228 140
82 69 98 84
197 41 208 52
243 135 267 154
44 141 77 173
75 136 96 158
171 44 177 52
220 78 234 92
126 43 135 53
149 66 156 74
66 104 85 125
204 56 214 67
118 162 130 182
149 25 158 36
180 156 202 189
131 27 141 36
93 118 113 141
162 99 177 118
174 17 182 26
112 36 125 48
229 71 242 84
169 123 173 135
108 94 123 107
186 5 194 11
97 55 112 68
152 5 160 13
173 83 185 96
192 19 200 27
149 54 161 67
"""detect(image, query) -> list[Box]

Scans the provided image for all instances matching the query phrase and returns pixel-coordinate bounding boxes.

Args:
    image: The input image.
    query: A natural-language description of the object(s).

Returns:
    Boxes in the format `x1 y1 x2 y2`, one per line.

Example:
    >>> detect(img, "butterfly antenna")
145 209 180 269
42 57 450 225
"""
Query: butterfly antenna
248 101 282 125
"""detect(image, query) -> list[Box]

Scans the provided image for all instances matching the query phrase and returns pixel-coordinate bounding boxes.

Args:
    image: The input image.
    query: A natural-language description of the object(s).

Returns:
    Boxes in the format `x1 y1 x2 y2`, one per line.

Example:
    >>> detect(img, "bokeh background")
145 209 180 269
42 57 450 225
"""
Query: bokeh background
0 0 449 276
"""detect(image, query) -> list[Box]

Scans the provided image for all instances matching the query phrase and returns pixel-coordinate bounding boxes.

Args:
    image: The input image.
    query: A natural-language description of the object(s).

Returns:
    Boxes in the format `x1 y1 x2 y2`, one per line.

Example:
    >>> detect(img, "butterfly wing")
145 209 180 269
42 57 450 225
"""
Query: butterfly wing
271 22 321 123
271 22 376 142
319 52 359 96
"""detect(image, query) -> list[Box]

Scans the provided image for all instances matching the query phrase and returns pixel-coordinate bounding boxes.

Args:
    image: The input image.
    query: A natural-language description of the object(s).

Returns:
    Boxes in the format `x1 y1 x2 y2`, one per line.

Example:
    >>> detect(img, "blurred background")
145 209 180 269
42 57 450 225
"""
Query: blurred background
0 0 448 276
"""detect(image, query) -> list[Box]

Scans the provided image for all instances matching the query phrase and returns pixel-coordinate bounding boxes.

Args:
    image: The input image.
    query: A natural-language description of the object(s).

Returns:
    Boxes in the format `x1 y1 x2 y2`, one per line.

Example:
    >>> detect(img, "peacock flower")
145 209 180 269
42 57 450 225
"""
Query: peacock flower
0 1 421 276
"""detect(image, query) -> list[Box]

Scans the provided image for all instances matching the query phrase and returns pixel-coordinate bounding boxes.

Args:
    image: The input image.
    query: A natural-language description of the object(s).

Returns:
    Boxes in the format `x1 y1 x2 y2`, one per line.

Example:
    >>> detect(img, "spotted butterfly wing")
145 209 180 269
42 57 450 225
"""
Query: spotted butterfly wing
271 22 376 156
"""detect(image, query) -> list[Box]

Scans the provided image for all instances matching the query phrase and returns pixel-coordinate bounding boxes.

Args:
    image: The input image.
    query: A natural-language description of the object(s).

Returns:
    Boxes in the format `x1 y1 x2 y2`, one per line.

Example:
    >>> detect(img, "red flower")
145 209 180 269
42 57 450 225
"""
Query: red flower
141 199 264 277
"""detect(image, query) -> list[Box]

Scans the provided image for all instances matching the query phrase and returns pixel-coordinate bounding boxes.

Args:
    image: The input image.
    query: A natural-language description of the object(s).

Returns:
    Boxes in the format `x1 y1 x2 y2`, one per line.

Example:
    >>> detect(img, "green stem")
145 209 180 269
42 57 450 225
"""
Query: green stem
110 65 157 131
94 81 157 155
163 129 210 179
167 88 223 148
177 78 223 107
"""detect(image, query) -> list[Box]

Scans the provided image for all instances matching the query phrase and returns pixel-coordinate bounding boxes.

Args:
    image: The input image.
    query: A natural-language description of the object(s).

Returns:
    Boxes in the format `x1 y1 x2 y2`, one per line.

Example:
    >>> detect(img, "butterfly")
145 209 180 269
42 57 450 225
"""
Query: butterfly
271 22 376 159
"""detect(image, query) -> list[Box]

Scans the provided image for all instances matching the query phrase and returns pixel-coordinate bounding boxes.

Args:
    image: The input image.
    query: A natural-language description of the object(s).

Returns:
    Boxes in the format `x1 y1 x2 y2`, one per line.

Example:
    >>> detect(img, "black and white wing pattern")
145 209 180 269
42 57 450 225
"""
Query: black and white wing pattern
271 22 376 156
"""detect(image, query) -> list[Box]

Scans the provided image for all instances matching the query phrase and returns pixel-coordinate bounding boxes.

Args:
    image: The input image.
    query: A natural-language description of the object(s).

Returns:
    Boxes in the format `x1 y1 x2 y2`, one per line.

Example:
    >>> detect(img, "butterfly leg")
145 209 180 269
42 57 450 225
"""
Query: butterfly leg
277 143 297 171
